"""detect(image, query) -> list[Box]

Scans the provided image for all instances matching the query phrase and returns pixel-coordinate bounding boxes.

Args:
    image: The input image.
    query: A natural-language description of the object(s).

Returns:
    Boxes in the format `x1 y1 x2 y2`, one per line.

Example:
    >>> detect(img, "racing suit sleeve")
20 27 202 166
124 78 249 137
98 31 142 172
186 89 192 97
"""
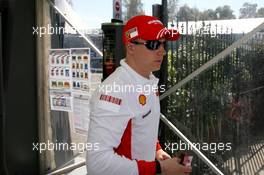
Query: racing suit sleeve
86 94 157 175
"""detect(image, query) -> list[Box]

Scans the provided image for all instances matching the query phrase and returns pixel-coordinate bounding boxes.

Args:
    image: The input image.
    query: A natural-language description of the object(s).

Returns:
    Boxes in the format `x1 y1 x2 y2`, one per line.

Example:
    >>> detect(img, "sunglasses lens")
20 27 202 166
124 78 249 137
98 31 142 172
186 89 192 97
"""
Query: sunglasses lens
131 40 165 50
146 40 162 50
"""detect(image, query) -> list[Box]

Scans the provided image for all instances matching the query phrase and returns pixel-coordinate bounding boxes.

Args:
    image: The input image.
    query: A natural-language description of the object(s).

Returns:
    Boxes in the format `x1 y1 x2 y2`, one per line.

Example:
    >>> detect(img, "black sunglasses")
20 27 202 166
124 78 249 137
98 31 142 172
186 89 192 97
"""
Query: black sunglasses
130 40 166 50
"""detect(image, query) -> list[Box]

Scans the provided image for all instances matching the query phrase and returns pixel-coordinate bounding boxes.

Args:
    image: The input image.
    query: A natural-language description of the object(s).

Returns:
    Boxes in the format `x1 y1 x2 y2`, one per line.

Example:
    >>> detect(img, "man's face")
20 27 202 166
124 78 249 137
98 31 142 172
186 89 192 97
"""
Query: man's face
129 38 166 73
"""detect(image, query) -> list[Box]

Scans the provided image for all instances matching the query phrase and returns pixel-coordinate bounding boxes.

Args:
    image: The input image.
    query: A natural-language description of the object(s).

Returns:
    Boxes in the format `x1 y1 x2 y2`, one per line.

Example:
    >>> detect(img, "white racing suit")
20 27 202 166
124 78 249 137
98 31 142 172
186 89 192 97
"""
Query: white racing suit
86 59 162 175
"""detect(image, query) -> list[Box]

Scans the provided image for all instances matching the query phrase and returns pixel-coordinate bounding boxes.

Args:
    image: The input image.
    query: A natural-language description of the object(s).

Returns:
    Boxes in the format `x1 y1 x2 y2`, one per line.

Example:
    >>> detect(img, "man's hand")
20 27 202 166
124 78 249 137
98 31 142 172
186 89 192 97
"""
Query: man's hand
156 149 171 161
159 157 192 175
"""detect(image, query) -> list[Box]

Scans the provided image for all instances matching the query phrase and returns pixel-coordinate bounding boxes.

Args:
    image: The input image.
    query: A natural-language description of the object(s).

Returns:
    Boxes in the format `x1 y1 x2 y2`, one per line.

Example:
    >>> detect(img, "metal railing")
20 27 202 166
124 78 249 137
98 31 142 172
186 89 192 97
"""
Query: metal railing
48 0 103 57
47 160 85 175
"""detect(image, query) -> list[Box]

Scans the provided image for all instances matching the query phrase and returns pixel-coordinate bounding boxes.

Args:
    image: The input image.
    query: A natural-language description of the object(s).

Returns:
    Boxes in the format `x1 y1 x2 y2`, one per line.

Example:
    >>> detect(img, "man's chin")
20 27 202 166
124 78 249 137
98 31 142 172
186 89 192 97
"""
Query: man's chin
152 66 161 72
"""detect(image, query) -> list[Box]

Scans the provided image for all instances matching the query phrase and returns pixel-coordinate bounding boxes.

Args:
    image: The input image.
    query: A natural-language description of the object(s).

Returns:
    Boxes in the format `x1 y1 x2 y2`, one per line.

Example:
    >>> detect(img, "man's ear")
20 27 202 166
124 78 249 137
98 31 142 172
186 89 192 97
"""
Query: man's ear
127 44 132 49
126 44 135 53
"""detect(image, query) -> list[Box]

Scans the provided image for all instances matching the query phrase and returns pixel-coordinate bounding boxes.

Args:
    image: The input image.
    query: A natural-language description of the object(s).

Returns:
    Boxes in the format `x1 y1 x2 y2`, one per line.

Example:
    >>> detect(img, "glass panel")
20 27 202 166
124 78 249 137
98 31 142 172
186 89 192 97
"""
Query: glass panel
46 1 103 173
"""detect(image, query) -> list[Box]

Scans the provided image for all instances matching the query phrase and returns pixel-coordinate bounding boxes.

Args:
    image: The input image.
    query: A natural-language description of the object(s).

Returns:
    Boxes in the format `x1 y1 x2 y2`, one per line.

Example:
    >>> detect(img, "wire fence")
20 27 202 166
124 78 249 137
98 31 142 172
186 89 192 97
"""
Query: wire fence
162 20 264 174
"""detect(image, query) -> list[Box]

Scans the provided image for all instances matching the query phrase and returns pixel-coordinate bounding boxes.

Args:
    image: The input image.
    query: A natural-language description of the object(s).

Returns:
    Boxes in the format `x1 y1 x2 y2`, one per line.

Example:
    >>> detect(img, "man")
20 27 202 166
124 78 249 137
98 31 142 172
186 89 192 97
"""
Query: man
86 15 192 175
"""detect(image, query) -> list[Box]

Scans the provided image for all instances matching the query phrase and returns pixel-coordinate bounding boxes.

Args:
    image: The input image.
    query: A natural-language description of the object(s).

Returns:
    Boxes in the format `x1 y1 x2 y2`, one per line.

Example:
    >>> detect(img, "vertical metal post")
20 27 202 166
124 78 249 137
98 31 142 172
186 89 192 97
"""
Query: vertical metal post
0 9 7 175
152 1 168 147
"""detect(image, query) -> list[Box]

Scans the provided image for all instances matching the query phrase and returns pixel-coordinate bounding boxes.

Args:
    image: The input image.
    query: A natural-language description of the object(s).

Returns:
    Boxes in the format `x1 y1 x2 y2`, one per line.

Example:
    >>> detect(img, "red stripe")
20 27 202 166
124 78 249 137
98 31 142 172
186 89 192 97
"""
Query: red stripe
114 98 117 105
136 160 156 175
106 95 110 101
114 119 132 159
156 140 162 151
114 119 156 175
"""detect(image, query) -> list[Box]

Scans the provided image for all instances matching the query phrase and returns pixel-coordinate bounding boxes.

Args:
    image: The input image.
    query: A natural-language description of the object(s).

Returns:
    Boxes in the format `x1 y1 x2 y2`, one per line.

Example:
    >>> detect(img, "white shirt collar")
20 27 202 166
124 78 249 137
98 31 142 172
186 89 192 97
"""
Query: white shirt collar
120 59 159 86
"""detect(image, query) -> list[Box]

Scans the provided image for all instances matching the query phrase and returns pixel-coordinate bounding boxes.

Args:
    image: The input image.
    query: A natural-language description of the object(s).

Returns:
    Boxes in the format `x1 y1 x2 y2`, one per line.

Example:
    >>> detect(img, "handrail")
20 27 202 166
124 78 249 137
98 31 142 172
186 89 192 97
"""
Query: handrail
160 114 224 175
48 0 103 57
47 160 85 175
47 151 85 173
